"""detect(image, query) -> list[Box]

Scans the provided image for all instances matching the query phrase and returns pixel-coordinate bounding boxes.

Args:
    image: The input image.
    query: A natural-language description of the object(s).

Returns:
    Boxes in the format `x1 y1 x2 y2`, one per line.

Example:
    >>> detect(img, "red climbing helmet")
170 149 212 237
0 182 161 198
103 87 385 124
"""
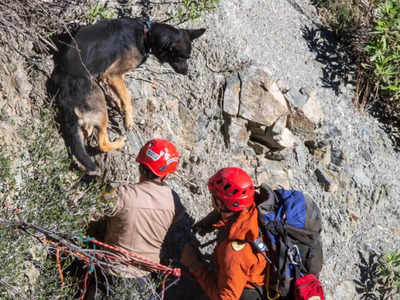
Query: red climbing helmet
208 167 255 212
136 139 179 177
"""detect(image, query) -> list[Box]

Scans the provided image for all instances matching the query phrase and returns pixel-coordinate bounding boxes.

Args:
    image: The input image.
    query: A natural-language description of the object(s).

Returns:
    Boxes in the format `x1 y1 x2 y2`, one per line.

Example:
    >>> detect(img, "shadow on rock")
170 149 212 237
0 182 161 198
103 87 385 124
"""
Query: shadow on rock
354 250 381 300
368 100 400 152
161 213 210 300
302 25 355 95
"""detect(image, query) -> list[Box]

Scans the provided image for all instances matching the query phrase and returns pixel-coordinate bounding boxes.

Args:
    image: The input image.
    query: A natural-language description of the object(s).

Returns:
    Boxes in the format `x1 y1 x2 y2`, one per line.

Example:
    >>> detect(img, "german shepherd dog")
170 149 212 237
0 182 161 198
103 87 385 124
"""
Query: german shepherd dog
54 18 205 175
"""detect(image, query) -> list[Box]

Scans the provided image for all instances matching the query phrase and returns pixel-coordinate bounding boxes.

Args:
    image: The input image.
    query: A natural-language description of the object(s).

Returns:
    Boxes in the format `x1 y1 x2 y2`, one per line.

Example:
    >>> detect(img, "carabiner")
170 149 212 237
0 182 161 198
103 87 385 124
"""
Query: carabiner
293 245 302 264
267 289 280 300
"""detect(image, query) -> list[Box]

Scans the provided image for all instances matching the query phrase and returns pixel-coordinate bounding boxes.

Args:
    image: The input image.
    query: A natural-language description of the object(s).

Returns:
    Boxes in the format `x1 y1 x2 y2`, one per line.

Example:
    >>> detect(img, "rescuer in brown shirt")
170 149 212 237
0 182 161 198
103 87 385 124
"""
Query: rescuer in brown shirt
88 139 184 299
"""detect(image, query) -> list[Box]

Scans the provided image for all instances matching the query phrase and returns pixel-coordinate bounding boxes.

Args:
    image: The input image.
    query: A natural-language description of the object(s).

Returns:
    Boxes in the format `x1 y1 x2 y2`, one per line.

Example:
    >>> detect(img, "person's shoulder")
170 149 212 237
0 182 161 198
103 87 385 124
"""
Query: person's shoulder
118 182 140 194
139 180 173 193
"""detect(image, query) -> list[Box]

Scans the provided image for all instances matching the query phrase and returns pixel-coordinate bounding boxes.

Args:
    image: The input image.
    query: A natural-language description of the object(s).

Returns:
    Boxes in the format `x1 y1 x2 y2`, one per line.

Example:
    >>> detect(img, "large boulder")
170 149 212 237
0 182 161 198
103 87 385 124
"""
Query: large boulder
238 66 289 126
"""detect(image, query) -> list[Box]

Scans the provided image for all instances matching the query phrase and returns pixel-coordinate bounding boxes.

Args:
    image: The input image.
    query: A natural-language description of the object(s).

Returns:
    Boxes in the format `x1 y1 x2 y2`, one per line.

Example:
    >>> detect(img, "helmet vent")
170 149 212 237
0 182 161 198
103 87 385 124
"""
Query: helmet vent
224 184 231 190
216 179 223 185
232 189 239 195
242 190 246 194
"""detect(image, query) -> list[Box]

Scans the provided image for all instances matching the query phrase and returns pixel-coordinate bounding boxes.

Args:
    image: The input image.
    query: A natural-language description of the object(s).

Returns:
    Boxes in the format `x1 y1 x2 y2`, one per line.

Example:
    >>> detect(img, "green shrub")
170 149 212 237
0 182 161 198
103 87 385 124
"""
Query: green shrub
312 0 400 139
377 250 400 298
0 108 104 298
365 0 400 101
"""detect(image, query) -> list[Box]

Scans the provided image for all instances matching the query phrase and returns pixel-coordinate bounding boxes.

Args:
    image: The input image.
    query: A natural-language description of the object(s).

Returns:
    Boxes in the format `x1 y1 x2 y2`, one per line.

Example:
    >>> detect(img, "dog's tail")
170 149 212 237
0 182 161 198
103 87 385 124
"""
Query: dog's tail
56 73 100 176
67 121 99 176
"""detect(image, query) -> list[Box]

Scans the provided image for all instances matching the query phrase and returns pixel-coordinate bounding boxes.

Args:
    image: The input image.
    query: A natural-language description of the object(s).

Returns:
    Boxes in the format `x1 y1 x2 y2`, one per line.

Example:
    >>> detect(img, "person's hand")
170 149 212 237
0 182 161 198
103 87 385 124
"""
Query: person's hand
180 244 204 272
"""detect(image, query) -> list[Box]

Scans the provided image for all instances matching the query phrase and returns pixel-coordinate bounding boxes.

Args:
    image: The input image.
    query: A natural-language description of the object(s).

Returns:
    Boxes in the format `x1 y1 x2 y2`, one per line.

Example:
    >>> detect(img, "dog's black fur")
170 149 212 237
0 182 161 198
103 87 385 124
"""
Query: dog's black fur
51 18 205 175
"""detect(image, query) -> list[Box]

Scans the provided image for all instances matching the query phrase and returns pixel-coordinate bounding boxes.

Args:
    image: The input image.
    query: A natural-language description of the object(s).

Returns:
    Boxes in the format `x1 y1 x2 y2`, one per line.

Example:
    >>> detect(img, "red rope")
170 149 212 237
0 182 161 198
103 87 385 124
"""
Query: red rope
160 271 172 300
41 237 181 300
87 238 181 278
56 248 65 287
81 269 90 300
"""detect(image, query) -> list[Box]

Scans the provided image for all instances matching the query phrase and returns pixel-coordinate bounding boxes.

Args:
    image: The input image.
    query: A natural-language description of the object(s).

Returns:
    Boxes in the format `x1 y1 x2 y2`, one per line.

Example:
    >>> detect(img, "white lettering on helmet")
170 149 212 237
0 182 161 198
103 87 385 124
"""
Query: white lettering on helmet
146 149 164 161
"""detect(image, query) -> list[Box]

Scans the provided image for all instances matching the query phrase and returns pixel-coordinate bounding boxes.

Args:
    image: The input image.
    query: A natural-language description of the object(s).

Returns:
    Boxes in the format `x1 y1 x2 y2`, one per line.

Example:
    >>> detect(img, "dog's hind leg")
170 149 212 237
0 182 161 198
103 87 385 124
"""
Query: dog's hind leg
97 112 126 152
78 82 126 154
105 75 134 130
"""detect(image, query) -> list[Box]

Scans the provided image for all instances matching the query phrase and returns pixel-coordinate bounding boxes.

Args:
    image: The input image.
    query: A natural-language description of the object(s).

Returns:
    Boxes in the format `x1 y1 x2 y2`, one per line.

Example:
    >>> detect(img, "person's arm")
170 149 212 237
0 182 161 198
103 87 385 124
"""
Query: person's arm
171 190 186 224
192 242 251 300
91 185 124 220
87 185 125 241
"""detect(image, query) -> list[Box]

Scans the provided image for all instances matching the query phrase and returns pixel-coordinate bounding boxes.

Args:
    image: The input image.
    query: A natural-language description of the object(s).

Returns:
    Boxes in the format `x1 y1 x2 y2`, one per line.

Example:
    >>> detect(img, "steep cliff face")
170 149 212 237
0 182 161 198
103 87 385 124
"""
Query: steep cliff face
0 0 399 299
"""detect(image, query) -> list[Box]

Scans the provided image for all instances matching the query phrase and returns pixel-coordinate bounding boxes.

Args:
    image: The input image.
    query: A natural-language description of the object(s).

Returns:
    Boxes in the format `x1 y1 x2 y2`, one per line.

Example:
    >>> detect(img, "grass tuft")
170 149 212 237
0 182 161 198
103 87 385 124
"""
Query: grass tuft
171 0 219 21
85 2 116 24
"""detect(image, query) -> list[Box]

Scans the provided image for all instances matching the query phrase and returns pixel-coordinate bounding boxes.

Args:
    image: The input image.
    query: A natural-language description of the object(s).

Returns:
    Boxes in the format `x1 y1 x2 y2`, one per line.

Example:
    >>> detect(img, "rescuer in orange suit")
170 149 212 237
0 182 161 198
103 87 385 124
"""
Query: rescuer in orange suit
180 167 268 300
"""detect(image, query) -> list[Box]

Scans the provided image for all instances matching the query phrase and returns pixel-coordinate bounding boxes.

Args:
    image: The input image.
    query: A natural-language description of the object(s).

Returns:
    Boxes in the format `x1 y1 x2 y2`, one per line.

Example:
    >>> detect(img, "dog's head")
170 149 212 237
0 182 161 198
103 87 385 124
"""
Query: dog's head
149 24 206 75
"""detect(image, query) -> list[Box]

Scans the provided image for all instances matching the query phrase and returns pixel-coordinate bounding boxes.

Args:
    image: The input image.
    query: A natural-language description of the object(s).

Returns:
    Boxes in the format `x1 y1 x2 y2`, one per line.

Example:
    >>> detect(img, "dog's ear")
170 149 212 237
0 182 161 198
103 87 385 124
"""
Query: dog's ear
186 28 206 41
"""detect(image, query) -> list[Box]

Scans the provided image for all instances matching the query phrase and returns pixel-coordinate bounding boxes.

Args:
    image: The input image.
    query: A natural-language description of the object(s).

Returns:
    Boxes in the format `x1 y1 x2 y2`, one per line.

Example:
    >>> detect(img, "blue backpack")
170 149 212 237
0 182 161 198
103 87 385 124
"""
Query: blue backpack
252 184 323 299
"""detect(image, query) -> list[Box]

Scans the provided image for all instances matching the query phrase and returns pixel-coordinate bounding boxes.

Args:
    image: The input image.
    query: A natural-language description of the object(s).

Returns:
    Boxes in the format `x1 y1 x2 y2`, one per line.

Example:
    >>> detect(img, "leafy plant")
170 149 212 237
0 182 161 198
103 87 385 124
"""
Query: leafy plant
376 250 400 298
311 0 400 146
171 0 219 21
355 250 400 300
85 1 115 24
364 0 400 101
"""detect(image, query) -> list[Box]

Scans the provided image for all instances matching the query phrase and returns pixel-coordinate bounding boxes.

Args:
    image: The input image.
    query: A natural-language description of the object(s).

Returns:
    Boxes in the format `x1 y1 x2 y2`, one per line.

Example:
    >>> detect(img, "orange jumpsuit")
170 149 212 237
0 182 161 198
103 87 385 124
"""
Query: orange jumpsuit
193 205 267 300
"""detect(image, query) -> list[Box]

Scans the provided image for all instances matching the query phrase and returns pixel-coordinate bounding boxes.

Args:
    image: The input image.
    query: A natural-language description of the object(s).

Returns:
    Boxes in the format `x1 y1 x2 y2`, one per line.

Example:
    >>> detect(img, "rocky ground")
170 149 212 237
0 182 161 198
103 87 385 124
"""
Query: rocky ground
0 0 399 299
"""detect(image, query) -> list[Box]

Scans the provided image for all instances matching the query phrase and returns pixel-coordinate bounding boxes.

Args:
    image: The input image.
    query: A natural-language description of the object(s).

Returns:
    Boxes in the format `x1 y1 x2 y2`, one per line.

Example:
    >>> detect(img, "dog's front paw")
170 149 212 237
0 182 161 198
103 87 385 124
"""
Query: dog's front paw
125 118 134 130
114 136 127 150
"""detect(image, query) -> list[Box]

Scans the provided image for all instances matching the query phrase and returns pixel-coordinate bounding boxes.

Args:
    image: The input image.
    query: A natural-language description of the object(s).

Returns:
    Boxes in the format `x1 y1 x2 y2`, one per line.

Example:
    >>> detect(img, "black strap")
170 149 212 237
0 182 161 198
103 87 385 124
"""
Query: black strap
247 282 266 298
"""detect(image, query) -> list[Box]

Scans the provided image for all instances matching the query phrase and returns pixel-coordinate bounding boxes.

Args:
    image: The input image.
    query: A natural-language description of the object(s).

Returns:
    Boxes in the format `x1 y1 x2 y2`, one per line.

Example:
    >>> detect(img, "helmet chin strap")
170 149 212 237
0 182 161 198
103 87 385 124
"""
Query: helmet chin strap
213 194 234 214
220 207 233 214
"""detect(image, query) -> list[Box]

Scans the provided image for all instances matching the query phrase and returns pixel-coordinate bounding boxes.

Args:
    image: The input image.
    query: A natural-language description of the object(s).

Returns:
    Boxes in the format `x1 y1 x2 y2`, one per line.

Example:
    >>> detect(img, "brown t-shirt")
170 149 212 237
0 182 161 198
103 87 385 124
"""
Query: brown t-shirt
103 180 184 278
